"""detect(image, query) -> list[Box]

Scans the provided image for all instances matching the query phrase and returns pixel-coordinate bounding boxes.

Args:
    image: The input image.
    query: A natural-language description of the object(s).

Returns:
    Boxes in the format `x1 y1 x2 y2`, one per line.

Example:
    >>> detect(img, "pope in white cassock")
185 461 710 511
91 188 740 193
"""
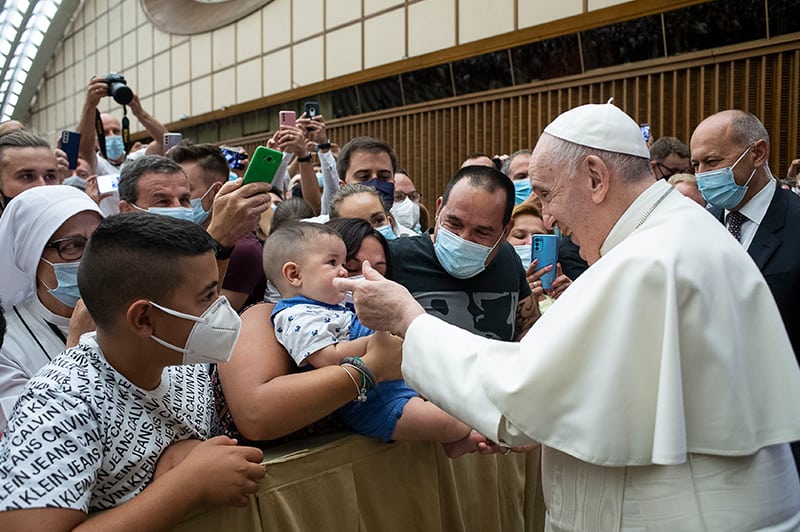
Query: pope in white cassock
336 103 800 531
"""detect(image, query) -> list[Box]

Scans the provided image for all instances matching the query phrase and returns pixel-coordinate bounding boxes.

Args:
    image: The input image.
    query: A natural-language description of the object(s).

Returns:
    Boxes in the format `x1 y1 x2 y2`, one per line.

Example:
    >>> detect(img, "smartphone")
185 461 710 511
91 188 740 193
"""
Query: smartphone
639 123 651 143
163 132 183 152
60 130 80 170
96 174 120 195
532 234 558 290
304 101 321 119
279 110 296 128
242 146 282 185
221 146 247 170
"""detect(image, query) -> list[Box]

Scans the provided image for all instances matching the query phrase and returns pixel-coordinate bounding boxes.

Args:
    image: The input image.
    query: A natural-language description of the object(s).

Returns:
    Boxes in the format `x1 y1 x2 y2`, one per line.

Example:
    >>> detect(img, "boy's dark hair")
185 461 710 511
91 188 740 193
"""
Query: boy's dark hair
167 141 229 185
442 165 515 226
78 212 216 329
336 136 398 180
270 197 315 234
262 221 342 286
119 155 186 204
326 217 393 280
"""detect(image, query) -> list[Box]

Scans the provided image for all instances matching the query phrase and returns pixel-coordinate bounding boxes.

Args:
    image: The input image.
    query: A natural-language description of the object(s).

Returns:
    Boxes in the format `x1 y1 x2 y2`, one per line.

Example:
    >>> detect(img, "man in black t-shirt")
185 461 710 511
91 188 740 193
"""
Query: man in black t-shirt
389 165 536 341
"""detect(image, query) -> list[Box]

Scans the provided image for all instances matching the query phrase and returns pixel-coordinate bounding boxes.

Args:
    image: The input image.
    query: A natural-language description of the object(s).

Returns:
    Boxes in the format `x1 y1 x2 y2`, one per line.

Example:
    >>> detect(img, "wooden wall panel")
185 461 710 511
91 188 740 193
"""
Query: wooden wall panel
228 41 800 212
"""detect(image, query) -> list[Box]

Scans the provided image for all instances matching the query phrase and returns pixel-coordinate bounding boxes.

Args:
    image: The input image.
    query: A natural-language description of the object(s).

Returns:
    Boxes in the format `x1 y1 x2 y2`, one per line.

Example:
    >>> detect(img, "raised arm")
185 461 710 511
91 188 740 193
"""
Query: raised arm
127 94 168 156
77 77 108 174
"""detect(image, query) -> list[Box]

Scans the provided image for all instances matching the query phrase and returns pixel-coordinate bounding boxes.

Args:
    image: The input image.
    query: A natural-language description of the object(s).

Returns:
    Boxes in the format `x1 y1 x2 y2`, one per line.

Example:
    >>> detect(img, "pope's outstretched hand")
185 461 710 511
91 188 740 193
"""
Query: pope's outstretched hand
333 261 425 338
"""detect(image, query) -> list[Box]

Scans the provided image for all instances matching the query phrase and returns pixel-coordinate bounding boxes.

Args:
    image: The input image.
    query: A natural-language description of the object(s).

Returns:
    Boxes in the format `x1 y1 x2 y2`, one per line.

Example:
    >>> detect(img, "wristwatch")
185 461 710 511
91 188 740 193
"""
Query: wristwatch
296 153 313 163
213 239 235 260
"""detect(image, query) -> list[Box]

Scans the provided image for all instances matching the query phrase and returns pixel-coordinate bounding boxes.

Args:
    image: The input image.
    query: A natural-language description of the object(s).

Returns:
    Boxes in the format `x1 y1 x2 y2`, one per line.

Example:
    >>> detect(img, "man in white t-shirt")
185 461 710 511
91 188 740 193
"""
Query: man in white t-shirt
0 213 265 529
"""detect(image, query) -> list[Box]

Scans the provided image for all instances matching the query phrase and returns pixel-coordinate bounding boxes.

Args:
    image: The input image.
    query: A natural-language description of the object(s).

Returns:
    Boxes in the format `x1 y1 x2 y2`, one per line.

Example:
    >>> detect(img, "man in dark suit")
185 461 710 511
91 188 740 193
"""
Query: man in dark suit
691 111 800 359
692 110 800 468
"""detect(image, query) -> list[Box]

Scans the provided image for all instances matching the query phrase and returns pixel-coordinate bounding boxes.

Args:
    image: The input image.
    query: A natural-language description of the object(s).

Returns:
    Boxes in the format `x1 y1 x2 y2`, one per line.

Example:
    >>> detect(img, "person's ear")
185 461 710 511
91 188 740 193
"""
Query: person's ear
585 155 610 204
127 299 155 338
434 196 443 220
205 181 223 209
752 139 769 168
118 200 134 213
283 262 302 287
501 221 513 241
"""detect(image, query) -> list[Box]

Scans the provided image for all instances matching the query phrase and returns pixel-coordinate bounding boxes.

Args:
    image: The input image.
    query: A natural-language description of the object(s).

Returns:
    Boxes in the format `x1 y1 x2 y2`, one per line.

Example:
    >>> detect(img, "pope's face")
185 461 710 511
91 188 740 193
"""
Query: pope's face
529 137 599 263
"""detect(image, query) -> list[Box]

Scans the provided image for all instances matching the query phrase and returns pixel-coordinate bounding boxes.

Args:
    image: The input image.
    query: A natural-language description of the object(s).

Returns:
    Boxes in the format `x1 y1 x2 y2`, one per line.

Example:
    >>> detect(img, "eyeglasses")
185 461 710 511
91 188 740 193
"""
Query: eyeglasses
656 162 693 179
44 236 88 261
394 190 422 202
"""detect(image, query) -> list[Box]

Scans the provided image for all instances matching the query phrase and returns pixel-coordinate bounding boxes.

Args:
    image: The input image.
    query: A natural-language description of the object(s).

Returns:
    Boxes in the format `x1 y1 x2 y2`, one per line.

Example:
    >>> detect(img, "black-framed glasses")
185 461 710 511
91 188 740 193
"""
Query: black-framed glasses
394 190 422 202
656 162 693 179
44 236 88 261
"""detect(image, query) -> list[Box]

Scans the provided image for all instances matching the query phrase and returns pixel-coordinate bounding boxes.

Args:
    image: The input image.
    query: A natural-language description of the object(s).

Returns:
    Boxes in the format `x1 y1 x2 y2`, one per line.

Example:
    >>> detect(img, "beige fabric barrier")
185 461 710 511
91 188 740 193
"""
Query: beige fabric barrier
173 432 545 532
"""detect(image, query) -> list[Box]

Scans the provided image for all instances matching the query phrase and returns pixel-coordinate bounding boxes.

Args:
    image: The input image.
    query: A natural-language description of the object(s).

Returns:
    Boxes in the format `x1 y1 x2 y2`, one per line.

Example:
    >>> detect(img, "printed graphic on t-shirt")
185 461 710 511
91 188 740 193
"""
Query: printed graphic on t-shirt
413 290 518 340
0 338 214 513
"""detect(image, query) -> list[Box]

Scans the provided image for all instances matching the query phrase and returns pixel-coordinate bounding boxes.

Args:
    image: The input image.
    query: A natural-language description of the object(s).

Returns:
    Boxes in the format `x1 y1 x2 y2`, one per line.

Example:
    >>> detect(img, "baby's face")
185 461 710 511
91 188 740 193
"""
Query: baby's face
297 236 349 305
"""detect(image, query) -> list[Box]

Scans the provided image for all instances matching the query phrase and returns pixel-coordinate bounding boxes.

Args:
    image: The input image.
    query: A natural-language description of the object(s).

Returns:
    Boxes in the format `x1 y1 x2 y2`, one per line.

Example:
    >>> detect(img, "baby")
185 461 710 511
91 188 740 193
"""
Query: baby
263 221 479 456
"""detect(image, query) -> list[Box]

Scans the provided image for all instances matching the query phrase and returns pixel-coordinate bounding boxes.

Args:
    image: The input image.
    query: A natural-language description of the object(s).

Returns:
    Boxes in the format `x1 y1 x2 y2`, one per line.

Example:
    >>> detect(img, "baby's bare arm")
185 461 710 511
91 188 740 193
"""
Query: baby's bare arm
305 336 370 367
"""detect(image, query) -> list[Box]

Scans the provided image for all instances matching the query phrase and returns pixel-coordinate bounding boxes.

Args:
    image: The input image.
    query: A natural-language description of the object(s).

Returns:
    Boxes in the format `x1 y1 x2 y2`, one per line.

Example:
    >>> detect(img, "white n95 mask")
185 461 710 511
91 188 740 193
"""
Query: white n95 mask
149 296 242 365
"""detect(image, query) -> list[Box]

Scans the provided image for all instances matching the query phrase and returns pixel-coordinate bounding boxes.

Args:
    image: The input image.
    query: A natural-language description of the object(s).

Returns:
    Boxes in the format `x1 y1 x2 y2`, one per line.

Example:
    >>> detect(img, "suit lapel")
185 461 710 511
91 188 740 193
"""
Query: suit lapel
749 187 786 269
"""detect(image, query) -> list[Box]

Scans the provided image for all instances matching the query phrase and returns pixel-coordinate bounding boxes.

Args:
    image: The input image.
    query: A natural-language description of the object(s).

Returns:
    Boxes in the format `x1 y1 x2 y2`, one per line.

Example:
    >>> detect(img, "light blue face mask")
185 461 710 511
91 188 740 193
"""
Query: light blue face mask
40 259 81 308
190 186 214 224
513 179 532 205
433 222 503 279
132 202 195 222
105 135 125 161
696 146 756 210
376 223 396 241
513 244 532 271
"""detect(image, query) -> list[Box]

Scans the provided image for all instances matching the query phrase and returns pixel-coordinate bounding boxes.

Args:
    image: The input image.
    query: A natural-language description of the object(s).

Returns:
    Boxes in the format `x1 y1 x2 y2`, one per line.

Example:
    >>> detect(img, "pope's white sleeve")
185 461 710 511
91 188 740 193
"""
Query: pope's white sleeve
402 314 534 446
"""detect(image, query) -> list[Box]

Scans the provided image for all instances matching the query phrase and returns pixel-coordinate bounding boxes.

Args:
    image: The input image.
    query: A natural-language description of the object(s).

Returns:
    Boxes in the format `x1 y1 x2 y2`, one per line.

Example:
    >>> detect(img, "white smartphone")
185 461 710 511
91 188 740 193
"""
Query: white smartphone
96 174 120 195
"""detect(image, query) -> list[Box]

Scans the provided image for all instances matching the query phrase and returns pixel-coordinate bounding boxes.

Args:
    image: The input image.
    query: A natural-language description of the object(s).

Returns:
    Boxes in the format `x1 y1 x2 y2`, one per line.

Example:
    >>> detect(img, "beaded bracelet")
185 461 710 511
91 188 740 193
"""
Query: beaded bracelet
340 356 376 390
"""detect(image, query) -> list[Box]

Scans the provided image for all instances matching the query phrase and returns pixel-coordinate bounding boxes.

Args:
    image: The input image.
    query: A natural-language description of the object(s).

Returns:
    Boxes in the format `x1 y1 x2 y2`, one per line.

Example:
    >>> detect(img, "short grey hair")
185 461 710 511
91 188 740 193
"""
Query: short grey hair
501 149 531 176
727 110 770 149
540 134 651 184
119 155 186 204
328 183 385 219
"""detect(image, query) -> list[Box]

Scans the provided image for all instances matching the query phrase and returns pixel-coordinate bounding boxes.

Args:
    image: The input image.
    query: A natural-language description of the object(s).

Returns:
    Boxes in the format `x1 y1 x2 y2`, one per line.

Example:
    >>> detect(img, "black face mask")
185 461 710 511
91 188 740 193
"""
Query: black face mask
364 178 395 210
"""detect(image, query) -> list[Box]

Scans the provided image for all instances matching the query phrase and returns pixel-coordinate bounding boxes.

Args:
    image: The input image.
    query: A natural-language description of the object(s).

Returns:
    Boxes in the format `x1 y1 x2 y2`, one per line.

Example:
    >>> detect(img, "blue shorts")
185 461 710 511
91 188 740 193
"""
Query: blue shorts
336 379 418 442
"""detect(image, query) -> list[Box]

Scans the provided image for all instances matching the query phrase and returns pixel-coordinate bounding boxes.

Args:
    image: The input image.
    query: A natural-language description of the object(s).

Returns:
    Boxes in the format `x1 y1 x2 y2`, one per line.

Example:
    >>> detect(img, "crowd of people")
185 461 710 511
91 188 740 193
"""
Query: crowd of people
0 74 799 529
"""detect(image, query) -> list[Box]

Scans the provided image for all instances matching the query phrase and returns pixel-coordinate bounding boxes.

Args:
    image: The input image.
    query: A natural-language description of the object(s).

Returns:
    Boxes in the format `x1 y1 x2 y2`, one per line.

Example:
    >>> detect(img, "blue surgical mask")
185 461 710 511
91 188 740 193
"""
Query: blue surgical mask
191 186 214 224
132 202 195 222
40 259 81 308
433 222 503 279
376 223 396 241
364 179 395 210
513 244 532 271
513 179 532 205
696 146 756 210
105 135 125 161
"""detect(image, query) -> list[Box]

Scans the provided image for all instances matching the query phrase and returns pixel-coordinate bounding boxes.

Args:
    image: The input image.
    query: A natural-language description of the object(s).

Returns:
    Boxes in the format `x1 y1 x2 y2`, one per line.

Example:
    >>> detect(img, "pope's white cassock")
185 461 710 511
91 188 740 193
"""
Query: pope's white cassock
402 179 800 531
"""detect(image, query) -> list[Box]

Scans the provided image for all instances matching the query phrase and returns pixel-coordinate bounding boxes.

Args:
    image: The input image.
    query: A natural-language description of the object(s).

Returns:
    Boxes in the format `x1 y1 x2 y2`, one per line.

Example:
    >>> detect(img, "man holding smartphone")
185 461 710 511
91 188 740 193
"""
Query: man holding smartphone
117 155 271 284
